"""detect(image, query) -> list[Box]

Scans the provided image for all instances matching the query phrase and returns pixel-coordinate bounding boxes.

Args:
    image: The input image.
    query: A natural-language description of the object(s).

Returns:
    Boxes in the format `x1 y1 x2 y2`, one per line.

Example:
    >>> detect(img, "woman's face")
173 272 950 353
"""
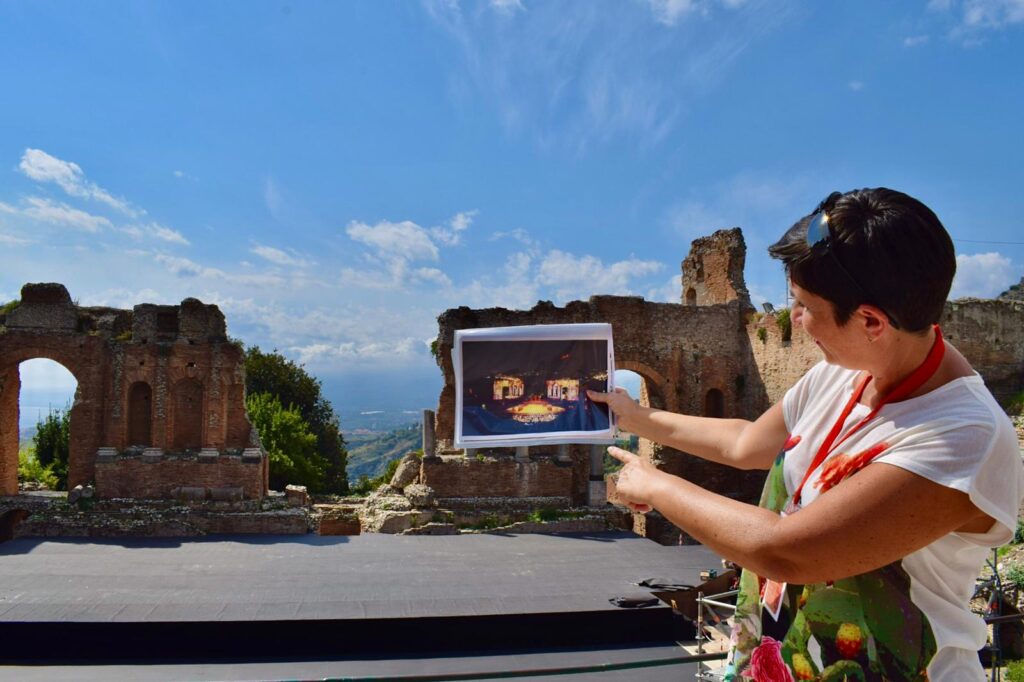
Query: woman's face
790 281 865 368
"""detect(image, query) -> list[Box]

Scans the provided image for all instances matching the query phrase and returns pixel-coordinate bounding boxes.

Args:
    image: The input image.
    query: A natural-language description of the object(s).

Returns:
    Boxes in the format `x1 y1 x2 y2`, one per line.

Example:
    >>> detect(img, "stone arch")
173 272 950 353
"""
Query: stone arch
127 381 153 447
171 378 203 450
685 287 697 306
0 350 87 495
615 360 670 411
704 388 725 418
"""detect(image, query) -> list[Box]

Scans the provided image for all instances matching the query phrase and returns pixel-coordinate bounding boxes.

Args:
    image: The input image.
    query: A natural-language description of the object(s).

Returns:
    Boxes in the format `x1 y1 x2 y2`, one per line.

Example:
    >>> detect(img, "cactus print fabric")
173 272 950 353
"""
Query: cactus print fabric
726 443 936 682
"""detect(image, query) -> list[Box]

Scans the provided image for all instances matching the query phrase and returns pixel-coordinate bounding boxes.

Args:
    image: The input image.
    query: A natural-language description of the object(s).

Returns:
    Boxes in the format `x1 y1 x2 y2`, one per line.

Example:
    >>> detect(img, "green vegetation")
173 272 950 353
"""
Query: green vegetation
604 434 638 474
0 299 19 315
1006 389 1024 416
244 346 348 493
245 392 327 491
347 423 420 481
1006 562 1024 589
350 455 407 496
1008 659 1024 682
34 408 70 489
757 327 768 344
777 308 792 342
18 446 59 489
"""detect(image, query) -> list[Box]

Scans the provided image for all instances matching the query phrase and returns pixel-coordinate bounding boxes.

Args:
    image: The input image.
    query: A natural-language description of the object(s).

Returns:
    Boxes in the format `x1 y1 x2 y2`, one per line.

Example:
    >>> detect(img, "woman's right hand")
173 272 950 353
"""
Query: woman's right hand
587 387 638 428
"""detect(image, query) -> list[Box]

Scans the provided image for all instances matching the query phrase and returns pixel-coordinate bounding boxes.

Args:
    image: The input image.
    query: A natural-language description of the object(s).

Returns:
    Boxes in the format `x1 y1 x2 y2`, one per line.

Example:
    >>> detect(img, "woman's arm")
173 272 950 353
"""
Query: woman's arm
588 389 789 471
609 447 992 584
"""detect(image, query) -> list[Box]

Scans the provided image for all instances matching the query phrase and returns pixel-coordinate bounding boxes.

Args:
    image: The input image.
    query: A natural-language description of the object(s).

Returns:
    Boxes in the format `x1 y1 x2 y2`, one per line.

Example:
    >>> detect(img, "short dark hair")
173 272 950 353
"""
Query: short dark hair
768 188 955 333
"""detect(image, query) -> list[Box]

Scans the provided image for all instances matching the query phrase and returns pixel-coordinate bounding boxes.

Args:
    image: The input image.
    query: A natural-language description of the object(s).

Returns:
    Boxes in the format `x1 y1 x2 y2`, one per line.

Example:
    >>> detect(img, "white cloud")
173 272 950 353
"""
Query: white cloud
19 148 140 217
430 210 478 246
848 80 865 91
173 170 197 181
153 253 284 287
19 358 78 391
21 197 112 232
646 273 682 302
346 219 440 262
251 244 312 267
413 267 453 287
535 249 664 301
647 0 702 26
903 34 930 46
951 252 1017 299
289 337 422 365
490 0 524 14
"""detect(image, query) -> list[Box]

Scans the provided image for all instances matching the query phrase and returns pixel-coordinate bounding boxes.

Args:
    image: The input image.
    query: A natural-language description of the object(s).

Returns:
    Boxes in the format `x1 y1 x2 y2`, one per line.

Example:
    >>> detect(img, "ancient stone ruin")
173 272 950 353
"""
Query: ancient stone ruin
427 228 1024 542
0 283 267 500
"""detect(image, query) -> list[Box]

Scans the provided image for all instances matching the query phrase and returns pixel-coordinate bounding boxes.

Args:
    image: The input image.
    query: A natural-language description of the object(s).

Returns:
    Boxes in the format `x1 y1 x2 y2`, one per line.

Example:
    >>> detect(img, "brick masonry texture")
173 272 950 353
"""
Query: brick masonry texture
95 456 264 499
0 283 266 498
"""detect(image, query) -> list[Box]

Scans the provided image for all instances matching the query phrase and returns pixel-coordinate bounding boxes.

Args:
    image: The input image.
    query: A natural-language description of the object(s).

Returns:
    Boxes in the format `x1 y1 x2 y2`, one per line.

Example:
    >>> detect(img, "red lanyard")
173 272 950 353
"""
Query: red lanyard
792 325 946 505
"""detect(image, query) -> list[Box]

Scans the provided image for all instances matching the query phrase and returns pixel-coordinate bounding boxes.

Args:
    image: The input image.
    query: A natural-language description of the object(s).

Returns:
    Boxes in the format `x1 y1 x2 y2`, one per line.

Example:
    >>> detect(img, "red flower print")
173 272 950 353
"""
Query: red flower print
782 434 802 451
742 636 795 682
814 442 889 494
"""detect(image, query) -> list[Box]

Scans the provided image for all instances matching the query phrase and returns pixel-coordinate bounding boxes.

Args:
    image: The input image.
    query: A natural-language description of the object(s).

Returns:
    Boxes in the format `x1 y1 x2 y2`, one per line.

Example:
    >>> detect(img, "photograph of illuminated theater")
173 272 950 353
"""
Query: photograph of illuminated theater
458 337 612 440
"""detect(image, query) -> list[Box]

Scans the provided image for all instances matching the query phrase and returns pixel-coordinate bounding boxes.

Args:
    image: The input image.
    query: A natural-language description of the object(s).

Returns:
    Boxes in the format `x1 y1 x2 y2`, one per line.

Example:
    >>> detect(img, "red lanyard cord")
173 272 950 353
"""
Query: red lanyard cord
792 325 946 505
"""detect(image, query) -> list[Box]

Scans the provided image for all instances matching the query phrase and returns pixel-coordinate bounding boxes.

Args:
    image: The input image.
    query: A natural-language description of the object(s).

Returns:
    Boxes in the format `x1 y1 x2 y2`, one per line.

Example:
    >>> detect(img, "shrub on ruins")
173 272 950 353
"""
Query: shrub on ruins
33 409 69 489
244 346 349 493
245 392 330 491
17 446 60 490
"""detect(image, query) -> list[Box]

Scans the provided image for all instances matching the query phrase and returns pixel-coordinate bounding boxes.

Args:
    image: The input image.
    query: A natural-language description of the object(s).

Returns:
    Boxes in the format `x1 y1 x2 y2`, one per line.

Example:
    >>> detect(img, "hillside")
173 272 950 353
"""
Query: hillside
346 423 420 482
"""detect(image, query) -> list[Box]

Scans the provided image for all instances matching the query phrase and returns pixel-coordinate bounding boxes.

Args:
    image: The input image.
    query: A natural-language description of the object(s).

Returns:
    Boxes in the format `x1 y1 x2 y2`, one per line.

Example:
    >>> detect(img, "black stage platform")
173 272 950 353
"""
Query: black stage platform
0 531 724 679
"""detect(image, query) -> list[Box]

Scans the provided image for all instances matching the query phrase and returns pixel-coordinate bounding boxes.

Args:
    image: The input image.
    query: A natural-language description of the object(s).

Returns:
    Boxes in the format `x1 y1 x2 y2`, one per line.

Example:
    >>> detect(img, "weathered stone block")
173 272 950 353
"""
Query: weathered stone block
319 515 361 535
404 483 436 508
209 486 243 502
389 453 420 490
285 484 310 507
198 448 219 463
6 283 77 330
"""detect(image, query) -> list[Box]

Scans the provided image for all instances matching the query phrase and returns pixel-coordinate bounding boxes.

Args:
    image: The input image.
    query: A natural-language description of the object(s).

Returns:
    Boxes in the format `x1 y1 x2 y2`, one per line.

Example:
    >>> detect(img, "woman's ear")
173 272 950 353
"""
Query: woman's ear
858 304 890 342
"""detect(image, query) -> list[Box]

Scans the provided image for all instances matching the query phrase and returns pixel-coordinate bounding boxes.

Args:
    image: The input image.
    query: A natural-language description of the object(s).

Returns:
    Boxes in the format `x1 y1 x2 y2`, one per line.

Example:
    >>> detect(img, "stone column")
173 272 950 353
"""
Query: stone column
422 409 437 459
588 444 607 506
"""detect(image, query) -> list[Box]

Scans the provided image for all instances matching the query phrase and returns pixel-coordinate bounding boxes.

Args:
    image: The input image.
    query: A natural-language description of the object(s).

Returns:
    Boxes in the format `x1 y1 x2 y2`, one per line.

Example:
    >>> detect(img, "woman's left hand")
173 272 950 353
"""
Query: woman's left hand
607 446 666 514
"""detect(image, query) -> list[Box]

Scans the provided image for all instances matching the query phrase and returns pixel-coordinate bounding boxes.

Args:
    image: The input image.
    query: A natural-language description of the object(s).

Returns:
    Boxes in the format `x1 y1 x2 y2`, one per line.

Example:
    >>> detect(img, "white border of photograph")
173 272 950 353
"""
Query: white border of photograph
453 323 616 449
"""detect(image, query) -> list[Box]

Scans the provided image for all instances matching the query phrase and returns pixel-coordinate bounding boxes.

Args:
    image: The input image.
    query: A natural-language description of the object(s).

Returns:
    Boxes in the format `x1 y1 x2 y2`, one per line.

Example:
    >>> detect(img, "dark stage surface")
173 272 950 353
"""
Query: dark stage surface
0 531 723 679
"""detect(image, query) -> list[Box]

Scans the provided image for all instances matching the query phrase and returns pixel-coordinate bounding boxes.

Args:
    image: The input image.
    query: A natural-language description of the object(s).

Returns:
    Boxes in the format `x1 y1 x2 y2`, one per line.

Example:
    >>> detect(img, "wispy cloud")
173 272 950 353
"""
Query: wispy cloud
347 219 440 262
19 148 141 217
250 244 313 268
423 0 792 151
903 34 930 46
929 0 1024 43
0 233 31 246
848 80 865 91
19 196 112 232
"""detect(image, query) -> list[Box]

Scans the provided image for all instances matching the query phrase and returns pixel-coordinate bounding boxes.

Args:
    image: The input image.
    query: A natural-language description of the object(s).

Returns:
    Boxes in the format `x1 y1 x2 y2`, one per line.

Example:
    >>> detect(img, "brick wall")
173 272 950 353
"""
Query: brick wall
95 457 264 499
422 456 575 499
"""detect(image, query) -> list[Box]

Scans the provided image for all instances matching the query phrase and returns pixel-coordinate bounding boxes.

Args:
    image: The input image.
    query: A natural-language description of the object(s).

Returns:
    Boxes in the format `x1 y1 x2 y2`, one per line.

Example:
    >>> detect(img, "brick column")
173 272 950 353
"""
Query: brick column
0 366 21 495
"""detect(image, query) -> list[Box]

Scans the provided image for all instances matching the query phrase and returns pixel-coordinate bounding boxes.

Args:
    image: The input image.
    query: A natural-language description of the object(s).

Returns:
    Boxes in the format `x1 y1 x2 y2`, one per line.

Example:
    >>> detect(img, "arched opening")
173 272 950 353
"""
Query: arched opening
17 358 77 491
127 381 153 447
610 365 671 472
685 287 697 306
172 378 203 450
704 388 725 418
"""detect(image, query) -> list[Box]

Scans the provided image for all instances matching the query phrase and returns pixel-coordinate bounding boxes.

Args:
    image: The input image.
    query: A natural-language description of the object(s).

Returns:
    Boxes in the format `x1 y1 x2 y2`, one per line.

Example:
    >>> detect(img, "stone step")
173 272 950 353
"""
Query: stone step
142 448 163 463
96 447 117 463
198 448 219 463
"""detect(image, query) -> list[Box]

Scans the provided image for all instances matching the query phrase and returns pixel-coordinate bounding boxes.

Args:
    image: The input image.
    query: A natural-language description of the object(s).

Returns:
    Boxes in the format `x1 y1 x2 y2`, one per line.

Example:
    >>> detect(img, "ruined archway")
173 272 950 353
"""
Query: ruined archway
171 379 203 450
127 381 153 447
13 359 78 491
0 283 266 499
703 388 725 418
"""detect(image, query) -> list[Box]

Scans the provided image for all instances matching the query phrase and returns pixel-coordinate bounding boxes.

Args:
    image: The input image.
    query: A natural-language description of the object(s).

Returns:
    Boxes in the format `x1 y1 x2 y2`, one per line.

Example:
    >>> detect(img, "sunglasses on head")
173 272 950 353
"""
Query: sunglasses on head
804 201 902 330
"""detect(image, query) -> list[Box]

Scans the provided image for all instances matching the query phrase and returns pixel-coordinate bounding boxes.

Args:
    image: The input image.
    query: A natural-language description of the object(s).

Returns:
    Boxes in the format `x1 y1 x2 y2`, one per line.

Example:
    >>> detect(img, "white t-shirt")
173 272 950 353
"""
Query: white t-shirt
782 361 1023 682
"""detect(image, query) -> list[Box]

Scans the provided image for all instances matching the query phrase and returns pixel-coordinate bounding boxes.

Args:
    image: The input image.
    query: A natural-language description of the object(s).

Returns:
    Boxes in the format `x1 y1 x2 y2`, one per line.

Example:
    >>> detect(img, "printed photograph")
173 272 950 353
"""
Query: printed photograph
459 338 611 439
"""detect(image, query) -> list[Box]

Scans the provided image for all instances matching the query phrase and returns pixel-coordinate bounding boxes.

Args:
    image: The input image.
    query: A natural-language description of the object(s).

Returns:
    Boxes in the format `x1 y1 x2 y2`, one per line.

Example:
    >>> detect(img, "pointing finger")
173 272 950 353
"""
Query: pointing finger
607 446 637 463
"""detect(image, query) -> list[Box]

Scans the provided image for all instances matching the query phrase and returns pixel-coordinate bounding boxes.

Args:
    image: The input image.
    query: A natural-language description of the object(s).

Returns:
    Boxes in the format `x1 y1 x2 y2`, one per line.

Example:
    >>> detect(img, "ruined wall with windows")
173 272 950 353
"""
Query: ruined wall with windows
0 283 266 499
430 228 1024 540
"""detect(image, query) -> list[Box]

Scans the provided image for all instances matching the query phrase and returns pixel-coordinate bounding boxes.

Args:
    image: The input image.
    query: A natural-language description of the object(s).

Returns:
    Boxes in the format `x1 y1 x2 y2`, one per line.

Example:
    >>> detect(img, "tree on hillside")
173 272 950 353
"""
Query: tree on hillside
33 409 69 489
244 346 349 493
245 392 328 491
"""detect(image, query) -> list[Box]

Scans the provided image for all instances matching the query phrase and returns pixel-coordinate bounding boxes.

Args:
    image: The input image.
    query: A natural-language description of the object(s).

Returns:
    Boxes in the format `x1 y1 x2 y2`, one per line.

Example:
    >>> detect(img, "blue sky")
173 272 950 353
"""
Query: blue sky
2 0 1023 414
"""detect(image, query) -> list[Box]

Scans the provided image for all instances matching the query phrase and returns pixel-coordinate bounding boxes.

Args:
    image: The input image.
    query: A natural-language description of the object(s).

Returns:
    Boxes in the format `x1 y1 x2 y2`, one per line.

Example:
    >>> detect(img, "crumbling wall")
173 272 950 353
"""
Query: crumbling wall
680 228 751 307
0 282 265 498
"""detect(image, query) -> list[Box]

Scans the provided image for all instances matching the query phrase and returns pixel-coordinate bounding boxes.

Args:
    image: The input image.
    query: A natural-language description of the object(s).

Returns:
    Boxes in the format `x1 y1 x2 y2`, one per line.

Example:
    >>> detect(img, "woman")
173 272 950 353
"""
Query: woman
589 188 1022 682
